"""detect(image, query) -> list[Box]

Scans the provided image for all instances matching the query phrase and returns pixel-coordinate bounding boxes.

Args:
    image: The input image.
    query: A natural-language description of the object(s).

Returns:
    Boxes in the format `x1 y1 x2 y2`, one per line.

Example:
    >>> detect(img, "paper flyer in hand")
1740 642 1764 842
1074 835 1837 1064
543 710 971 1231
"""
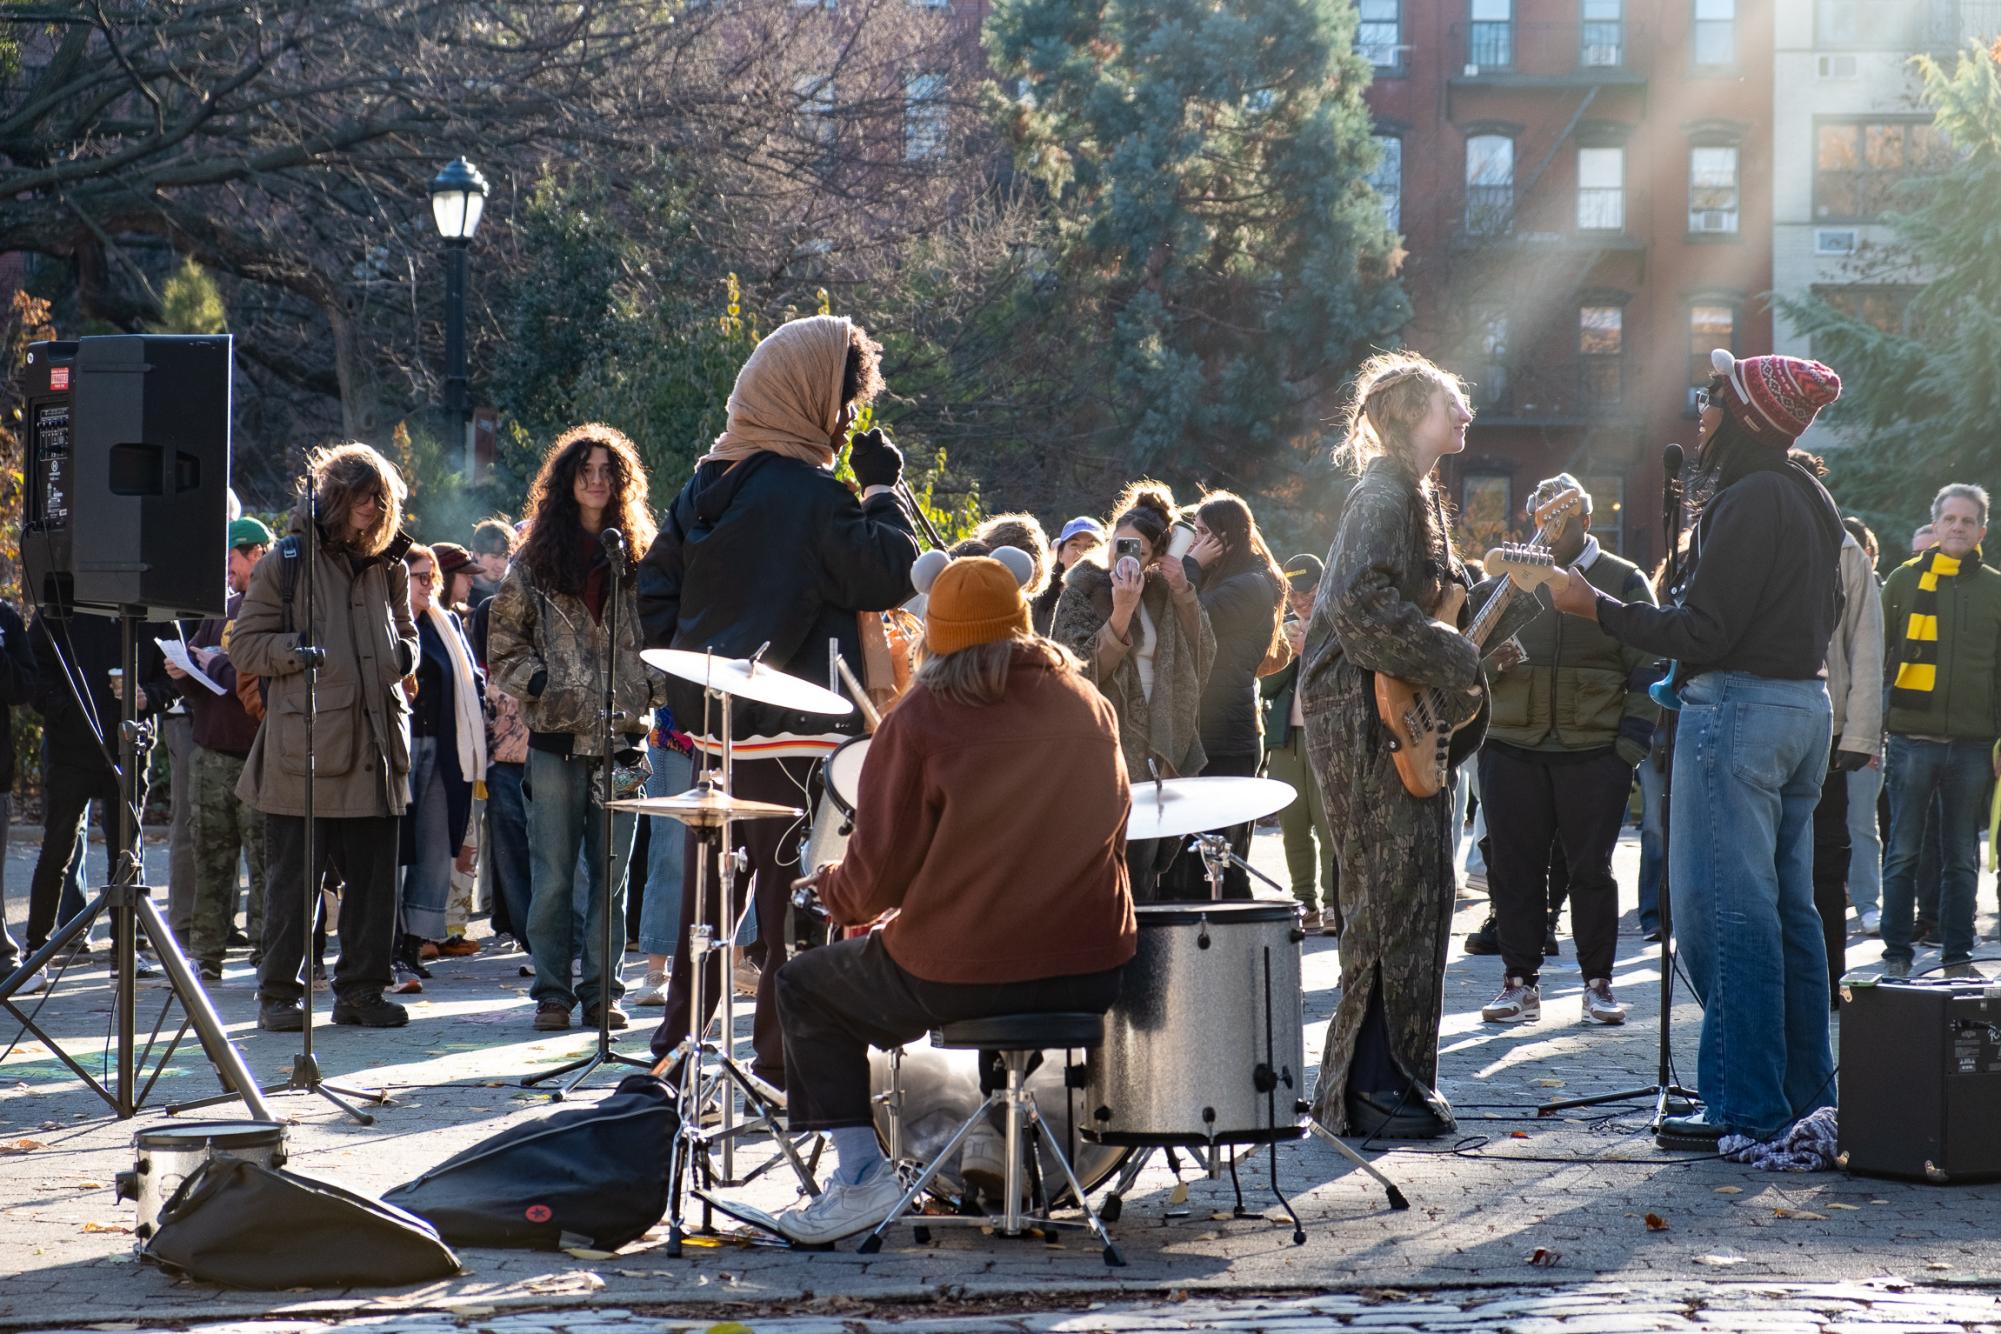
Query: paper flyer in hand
157 637 227 695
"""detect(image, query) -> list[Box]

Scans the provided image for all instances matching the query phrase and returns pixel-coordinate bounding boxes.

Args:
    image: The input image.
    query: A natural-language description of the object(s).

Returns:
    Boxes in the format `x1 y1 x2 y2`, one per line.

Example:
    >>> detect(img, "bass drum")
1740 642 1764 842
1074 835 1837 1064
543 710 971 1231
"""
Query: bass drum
868 1043 1128 1204
801 735 871 870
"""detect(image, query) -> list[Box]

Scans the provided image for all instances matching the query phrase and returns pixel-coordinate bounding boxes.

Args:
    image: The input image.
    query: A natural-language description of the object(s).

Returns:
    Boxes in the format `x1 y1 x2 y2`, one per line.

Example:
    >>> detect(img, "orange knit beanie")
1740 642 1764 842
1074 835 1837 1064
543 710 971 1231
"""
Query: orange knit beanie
925 556 1030 654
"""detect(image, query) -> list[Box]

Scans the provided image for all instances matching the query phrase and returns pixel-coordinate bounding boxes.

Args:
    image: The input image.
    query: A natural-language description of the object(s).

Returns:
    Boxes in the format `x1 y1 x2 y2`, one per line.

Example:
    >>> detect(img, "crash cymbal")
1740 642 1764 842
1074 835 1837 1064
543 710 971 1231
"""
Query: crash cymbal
1127 776 1298 842
607 785 805 827
641 648 855 717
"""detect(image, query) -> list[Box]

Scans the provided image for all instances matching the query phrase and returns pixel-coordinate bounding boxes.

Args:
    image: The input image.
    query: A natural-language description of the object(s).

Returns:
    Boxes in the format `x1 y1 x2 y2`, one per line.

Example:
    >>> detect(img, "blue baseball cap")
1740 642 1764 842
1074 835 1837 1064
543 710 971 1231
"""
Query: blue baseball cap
1057 516 1105 545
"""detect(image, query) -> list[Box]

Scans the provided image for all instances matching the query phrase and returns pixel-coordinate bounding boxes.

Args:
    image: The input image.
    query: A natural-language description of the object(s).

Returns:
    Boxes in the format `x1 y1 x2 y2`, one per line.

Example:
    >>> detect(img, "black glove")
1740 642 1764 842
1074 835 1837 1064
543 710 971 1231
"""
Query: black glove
848 427 903 491
1832 748 1873 773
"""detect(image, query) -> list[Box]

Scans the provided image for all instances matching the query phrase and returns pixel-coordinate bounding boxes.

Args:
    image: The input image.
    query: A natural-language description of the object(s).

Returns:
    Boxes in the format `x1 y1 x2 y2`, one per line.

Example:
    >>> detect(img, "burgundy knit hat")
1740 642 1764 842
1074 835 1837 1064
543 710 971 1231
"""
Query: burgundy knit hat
1711 348 1842 445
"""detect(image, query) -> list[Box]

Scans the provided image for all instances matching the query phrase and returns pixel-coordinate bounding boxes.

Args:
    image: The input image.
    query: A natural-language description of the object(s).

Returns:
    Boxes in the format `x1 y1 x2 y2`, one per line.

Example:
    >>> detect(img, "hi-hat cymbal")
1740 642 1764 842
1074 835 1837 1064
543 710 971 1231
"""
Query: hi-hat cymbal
1127 776 1297 842
641 648 855 717
607 785 805 828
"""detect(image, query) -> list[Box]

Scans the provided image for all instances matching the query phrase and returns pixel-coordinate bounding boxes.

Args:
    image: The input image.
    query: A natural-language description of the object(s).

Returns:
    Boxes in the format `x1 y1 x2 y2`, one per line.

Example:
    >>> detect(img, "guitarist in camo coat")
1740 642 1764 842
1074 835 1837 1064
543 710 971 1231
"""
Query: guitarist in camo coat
1298 352 1540 1139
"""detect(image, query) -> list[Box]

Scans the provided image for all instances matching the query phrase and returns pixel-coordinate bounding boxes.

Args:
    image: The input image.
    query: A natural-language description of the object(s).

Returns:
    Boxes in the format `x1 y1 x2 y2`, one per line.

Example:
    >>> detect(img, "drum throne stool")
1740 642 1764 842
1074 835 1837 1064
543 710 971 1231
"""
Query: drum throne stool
857 1012 1125 1266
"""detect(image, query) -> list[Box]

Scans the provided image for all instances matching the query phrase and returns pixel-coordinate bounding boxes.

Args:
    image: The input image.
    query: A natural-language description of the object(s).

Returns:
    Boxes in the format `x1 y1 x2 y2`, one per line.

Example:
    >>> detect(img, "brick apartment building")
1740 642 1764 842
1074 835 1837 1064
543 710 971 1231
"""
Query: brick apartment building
1362 0 1774 568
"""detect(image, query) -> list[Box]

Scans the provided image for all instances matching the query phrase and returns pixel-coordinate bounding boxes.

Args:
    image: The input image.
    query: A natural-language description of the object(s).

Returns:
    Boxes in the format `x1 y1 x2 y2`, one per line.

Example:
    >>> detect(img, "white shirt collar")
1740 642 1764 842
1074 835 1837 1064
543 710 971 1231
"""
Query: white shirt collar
1575 535 1603 571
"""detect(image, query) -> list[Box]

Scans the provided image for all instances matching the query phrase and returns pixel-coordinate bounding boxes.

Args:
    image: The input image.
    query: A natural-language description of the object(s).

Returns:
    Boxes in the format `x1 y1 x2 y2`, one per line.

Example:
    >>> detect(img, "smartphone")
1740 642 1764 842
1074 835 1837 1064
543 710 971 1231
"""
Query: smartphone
1114 537 1143 564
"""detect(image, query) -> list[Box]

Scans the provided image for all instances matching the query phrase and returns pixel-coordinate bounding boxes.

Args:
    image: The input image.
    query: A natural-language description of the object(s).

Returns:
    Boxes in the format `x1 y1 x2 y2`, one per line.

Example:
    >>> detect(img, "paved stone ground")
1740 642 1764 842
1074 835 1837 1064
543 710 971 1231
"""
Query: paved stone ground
4 823 2001 1332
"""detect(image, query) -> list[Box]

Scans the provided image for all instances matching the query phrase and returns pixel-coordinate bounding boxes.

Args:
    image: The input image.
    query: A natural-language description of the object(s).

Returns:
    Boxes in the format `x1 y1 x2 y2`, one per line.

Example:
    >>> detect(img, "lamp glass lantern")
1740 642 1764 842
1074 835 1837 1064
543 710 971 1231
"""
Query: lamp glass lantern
429 157 489 241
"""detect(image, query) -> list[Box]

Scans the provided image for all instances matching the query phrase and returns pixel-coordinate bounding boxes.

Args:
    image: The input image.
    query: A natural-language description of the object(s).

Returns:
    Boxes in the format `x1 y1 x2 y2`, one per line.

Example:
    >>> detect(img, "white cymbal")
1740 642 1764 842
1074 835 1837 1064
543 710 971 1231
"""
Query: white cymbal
641 648 855 717
1127 776 1298 842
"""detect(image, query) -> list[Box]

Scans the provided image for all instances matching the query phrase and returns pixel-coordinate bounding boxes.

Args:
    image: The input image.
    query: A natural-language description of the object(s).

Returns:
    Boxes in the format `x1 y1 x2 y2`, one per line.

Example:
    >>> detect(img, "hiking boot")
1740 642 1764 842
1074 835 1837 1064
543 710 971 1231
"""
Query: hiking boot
584 1002 630 1031
1581 977 1628 1025
1884 957 1911 979
1481 975 1540 1023
533 1002 571 1031
258 998 305 1032
1345 1087 1455 1140
332 994 409 1027
631 969 671 1006
1463 914 1500 955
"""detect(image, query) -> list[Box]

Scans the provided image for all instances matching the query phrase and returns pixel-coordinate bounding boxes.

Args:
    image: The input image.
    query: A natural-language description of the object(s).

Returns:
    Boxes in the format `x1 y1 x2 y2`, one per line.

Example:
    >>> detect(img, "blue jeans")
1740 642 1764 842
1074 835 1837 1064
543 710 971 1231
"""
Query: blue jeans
1636 755 1666 933
484 762 530 941
638 743 694 957
1670 672 1834 1140
1844 759 1883 916
1879 735 1987 966
525 747 636 1011
398 737 451 942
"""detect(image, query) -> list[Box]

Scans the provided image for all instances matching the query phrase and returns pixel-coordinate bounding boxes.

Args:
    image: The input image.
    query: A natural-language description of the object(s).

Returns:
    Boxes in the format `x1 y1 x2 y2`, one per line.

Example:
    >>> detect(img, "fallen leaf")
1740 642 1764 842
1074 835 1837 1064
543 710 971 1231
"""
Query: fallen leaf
1527 1246 1561 1267
1509 1130 1529 1139
1713 1186 1742 1194
77 1180 106 1190
1209 1211 1234 1221
1533 1078 1564 1088
453 1307 496 1317
3 1139 48 1154
1825 1202 1860 1211
1773 1208 1827 1221
707 1325 755 1334
1695 1253 1747 1267
1925 1262 1952 1271
563 1247 616 1260
80 1222 131 1234
1168 1182 1190 1205
1643 1213 1670 1232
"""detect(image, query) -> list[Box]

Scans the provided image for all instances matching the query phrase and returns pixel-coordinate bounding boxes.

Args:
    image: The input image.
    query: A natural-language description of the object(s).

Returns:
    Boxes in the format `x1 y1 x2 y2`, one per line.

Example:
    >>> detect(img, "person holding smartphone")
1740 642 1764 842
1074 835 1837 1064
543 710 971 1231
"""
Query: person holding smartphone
1052 481 1216 901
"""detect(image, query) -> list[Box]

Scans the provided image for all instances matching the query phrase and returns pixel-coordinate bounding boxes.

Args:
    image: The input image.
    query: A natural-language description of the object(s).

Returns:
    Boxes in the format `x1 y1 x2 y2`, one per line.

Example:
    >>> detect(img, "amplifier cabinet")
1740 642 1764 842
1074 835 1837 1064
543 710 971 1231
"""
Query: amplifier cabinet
1837 977 2001 1183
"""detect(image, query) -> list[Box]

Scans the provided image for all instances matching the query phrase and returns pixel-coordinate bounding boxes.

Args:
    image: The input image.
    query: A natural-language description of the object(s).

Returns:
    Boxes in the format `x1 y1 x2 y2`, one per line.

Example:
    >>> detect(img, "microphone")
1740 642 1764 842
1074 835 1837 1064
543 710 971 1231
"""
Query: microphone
1662 443 1684 480
600 526 626 561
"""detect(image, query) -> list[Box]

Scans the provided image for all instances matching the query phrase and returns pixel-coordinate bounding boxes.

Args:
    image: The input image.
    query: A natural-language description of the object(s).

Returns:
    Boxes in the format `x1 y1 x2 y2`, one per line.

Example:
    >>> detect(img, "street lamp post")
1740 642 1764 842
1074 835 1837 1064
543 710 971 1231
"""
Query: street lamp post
429 156 489 478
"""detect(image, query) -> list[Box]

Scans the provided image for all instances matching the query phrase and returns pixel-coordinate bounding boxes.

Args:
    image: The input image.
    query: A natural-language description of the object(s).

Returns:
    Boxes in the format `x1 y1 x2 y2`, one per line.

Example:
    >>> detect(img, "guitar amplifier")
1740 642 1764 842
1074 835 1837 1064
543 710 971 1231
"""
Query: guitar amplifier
1838 976 2001 1183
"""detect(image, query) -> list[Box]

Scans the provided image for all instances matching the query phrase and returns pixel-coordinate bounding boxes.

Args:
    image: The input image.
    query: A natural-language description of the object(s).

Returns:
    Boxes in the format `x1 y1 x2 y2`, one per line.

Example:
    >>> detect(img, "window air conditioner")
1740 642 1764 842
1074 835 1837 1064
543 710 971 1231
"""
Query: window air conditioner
1816 54 1858 79
1692 210 1737 234
1815 228 1859 256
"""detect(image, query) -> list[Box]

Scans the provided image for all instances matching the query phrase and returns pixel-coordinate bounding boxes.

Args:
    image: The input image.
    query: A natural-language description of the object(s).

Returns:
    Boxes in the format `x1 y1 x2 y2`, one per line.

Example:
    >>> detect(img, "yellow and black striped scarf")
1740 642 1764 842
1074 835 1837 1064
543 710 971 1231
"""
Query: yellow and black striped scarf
1891 546 1976 706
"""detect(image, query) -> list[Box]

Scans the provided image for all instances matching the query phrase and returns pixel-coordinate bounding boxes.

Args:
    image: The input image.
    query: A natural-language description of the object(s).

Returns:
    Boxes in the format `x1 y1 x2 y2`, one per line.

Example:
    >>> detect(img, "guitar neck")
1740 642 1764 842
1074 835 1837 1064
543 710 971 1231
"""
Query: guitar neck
1461 578 1516 654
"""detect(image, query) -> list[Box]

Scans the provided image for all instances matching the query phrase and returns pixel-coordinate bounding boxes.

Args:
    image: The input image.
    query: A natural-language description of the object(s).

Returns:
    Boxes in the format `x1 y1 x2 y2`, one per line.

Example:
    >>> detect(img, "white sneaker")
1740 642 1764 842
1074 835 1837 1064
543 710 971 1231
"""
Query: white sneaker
1858 909 1881 936
8 967 49 994
776 1165 907 1245
1581 977 1628 1026
1481 976 1540 1023
631 968 670 1006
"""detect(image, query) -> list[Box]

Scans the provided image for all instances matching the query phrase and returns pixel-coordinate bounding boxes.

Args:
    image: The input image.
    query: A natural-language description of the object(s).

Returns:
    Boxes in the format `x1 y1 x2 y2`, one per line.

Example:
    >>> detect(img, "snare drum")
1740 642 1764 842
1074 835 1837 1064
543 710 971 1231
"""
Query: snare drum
117 1121 287 1242
1085 900 1306 1146
802 735 871 869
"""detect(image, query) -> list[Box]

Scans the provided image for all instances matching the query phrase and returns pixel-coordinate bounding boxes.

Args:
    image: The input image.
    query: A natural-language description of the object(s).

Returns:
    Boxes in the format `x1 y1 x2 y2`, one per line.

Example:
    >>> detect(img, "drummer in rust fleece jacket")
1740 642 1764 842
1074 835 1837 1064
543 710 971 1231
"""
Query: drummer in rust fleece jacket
773 555 1137 1245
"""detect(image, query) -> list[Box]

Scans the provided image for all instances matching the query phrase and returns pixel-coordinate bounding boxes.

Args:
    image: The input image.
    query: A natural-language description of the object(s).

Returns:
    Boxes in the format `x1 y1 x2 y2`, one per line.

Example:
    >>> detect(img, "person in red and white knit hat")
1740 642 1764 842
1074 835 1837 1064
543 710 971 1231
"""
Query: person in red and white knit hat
1550 347 1847 1150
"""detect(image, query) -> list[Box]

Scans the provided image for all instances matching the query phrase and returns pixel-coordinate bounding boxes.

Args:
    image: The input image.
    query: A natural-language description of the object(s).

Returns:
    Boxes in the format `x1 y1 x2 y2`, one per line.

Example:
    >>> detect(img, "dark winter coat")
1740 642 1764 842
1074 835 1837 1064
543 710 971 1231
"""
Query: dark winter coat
637 452 919 741
188 592 260 757
31 610 172 779
1185 558 1283 760
0 601 38 790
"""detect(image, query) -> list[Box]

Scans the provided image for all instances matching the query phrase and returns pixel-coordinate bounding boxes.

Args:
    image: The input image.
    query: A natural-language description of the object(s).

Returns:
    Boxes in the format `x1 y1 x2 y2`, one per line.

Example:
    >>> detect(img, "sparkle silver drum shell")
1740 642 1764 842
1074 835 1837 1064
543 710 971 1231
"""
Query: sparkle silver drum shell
803 735 870 870
1085 901 1306 1146
118 1120 286 1242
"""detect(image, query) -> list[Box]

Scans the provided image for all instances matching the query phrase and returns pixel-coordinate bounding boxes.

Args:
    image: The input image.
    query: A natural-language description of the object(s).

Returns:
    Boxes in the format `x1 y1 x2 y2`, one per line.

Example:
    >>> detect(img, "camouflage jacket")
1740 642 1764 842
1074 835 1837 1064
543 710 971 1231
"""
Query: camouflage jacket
486 563 666 755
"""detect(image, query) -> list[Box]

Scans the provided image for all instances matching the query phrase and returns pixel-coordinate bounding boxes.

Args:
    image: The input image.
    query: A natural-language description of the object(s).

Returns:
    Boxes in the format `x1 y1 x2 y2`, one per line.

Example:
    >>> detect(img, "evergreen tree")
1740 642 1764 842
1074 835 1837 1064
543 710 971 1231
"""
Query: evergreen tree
985 0 1409 497
1774 41 2001 548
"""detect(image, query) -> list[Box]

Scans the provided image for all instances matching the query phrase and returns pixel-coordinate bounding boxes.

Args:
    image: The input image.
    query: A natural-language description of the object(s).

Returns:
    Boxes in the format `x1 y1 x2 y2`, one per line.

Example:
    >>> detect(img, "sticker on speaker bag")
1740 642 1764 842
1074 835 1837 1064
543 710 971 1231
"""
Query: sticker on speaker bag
524 1203 553 1223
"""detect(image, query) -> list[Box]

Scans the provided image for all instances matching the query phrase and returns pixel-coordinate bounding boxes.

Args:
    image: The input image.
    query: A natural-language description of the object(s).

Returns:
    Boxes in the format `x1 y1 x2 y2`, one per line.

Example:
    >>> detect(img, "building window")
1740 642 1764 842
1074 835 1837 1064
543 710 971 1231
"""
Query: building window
1368 135 1403 231
1474 311 1510 411
903 74 948 161
1578 304 1624 406
1688 303 1736 410
1358 0 1402 70
1694 0 1735 66
1816 0 1931 48
1689 144 1740 233
1580 473 1626 552
1466 134 1514 234
1577 146 1625 231
1470 0 1512 69
1581 0 1624 67
1815 284 1923 338
1461 474 1515 552
1814 119 1952 221
795 76 836 147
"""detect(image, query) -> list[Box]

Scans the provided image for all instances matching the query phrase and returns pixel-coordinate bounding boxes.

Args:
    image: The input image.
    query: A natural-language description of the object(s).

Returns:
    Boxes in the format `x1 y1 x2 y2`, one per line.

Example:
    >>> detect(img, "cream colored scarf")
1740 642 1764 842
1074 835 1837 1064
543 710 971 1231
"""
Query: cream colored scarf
700 314 853 469
423 603 488 783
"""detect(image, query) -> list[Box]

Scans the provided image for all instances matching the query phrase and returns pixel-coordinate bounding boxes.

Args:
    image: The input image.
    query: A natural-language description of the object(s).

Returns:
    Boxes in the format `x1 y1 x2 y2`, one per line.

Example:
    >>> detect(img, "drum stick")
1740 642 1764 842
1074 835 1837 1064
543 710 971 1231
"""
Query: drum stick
833 654 882 732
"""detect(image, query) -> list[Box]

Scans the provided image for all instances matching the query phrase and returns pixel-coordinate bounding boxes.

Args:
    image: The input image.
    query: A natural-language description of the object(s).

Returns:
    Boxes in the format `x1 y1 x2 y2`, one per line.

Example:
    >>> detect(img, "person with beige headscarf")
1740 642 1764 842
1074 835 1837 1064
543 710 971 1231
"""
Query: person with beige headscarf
637 313 921 1090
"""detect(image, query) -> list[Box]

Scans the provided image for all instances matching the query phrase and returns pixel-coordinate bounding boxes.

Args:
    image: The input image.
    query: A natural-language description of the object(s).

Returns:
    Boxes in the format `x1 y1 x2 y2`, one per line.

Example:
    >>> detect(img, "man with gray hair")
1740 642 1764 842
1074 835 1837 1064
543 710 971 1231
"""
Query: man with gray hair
1477 473 1658 1027
1877 482 2001 977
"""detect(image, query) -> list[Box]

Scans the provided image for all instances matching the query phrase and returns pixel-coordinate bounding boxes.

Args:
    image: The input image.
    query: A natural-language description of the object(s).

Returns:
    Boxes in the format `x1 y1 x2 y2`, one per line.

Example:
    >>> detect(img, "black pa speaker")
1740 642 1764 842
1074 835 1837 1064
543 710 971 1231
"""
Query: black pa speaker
22 334 233 619
1838 975 2001 1183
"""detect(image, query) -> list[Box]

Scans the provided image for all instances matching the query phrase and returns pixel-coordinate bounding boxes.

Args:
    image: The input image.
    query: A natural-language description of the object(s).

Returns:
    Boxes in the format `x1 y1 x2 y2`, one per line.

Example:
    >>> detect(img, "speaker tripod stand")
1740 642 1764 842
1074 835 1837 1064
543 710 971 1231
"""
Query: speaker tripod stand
0 610 271 1121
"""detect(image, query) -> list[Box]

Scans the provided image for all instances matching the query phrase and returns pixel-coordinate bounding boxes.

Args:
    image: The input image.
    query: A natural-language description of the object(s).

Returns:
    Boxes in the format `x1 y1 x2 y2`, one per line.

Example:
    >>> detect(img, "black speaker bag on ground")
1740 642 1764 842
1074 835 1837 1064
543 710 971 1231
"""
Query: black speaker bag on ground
383 1073 678 1250
143 1156 460 1288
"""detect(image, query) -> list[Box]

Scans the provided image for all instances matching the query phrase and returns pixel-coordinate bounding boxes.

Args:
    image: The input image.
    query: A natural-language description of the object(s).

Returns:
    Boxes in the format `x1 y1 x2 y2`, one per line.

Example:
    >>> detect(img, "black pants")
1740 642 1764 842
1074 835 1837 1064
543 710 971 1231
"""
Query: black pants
1157 750 1260 900
259 814 399 1004
774 931 1122 1130
1810 762 1849 1008
1479 746 1629 983
650 756 813 1080
27 762 124 951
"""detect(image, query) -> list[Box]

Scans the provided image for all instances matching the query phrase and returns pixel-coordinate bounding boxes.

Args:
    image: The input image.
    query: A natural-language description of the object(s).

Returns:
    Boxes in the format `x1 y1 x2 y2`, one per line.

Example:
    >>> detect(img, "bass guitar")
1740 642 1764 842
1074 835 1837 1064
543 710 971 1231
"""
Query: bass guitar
1373 486 1582 799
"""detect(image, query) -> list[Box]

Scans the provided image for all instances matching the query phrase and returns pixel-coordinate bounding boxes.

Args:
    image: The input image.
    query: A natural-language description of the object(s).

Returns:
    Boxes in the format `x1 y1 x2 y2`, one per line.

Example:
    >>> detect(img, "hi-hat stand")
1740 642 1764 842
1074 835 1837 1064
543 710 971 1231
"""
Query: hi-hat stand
522 526 652 1098
0 610 270 1121
169 500 385 1125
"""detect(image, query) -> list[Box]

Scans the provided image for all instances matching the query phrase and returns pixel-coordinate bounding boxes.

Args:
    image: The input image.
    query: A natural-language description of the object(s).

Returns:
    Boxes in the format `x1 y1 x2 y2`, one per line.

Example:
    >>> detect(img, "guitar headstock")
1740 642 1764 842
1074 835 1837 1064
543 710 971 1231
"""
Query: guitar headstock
1532 486 1583 545
1485 543 1564 594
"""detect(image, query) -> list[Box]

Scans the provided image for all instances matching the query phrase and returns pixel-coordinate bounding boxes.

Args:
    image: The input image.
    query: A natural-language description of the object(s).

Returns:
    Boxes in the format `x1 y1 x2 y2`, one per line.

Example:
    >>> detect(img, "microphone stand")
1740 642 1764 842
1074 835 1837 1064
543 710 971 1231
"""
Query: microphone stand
1539 444 1699 1132
523 526 650 1097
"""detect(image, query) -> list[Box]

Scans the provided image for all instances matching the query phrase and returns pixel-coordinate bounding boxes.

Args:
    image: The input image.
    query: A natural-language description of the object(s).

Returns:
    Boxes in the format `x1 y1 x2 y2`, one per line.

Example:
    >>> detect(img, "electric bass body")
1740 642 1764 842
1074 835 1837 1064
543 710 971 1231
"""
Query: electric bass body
1372 585 1487 800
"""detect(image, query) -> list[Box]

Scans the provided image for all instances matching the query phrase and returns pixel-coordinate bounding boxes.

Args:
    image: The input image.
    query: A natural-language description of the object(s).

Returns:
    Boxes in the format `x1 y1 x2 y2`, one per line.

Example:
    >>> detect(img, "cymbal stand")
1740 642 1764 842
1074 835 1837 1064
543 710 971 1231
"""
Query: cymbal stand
659 675 820 1257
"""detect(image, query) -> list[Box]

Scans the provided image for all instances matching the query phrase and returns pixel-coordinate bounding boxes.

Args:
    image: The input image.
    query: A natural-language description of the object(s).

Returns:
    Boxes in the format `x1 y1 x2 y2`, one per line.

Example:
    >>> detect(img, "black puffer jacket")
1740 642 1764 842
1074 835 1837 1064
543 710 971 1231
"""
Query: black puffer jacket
1184 557 1283 760
637 452 920 740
